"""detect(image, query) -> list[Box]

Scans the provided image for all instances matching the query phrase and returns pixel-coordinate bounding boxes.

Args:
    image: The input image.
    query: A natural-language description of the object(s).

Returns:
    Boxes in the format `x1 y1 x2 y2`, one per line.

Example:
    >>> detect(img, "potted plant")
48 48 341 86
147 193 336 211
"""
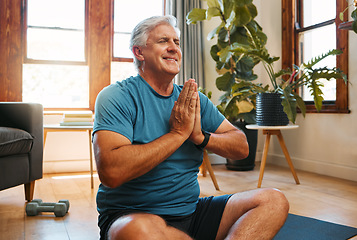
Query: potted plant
339 0 357 33
187 0 347 126
187 0 347 169
187 0 266 170
238 48 348 125
187 0 266 124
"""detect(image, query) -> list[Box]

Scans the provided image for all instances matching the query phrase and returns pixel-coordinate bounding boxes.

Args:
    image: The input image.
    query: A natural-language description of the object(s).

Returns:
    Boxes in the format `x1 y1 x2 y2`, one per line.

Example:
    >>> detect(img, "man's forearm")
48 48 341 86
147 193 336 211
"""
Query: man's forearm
205 128 249 160
95 131 186 188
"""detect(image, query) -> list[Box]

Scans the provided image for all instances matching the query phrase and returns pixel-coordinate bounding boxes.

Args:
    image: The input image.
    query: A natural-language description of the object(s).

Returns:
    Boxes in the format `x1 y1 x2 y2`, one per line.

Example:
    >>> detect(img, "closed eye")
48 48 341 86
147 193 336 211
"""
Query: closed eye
158 37 169 43
158 37 180 47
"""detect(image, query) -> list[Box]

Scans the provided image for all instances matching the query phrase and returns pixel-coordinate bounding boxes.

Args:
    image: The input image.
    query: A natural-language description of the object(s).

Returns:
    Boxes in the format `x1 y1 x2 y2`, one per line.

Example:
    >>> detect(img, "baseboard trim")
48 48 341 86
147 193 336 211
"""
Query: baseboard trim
255 151 357 182
207 153 226 165
44 153 357 183
43 159 95 174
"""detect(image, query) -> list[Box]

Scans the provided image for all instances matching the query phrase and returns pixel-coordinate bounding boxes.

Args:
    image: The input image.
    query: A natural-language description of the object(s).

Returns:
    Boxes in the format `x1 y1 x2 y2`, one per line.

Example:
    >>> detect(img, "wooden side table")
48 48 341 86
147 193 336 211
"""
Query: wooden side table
246 125 300 188
43 125 95 189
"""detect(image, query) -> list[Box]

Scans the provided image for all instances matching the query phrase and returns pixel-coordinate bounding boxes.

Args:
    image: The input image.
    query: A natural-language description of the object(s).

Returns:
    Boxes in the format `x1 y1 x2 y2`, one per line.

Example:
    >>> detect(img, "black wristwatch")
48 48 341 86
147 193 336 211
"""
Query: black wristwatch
195 130 211 149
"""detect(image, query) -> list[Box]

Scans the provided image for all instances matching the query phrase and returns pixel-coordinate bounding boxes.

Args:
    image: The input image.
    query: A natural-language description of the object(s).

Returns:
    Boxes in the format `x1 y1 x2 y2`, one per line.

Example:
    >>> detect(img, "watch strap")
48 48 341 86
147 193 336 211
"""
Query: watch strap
195 130 211 149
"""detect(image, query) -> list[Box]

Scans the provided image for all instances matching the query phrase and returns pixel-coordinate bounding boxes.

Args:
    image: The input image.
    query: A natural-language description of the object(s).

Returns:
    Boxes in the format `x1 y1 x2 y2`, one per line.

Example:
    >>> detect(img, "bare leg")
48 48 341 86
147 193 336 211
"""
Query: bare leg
216 188 289 240
108 213 193 240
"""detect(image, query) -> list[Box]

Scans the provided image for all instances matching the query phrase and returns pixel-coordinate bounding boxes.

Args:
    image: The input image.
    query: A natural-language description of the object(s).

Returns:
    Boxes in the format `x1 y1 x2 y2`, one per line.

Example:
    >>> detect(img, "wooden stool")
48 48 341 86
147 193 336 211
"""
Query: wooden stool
199 150 220 190
246 125 300 188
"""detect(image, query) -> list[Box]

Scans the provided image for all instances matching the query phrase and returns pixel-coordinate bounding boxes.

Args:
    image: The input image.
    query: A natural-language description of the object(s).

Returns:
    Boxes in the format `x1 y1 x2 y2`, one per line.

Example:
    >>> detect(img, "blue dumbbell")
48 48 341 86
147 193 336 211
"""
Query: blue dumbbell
31 199 70 213
26 199 70 217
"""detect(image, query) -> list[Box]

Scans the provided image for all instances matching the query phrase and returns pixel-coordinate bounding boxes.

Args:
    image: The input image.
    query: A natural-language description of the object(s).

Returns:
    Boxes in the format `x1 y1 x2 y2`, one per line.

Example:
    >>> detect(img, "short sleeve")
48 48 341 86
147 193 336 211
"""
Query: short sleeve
93 84 136 142
199 92 225 133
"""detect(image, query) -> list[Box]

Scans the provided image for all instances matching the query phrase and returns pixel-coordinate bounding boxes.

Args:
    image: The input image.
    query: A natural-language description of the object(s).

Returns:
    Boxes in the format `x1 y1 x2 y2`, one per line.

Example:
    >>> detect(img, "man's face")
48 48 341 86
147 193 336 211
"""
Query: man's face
140 23 182 77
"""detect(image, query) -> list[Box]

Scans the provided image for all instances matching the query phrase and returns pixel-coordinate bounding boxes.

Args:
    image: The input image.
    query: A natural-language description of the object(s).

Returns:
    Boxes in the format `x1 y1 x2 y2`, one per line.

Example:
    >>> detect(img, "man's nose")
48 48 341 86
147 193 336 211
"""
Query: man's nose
167 40 180 52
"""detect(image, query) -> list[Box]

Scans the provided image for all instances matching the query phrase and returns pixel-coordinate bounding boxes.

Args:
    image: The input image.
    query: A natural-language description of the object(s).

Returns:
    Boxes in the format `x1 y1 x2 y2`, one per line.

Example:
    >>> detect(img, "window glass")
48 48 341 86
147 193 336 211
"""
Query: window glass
111 62 137 84
27 0 85 61
302 0 335 27
27 28 85 61
113 33 133 59
23 64 89 108
23 0 88 109
299 2 337 102
113 0 163 58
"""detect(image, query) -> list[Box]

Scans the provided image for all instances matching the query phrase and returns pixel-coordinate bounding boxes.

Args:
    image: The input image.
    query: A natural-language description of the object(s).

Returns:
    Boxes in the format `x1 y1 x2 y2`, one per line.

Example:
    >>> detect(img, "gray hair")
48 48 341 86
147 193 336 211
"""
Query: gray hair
130 15 181 70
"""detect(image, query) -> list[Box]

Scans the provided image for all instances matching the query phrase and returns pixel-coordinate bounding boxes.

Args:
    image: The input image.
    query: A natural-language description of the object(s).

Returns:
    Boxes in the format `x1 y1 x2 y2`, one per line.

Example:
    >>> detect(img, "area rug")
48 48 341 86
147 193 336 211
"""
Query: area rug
274 214 357 240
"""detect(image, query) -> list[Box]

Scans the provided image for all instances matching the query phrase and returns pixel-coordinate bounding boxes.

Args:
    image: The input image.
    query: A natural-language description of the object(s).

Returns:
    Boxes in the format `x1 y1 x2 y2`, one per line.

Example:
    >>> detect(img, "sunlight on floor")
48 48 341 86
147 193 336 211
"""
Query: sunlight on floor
52 173 98 180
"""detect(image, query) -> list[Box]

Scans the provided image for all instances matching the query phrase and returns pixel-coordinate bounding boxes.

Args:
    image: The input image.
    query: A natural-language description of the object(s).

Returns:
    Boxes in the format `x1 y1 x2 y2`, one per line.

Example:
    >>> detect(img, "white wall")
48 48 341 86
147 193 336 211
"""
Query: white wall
203 0 357 181
43 114 95 173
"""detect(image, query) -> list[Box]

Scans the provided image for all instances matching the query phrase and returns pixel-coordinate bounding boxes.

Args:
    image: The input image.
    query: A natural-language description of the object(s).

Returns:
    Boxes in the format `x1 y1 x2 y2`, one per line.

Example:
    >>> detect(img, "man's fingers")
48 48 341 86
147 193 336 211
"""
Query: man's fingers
184 81 196 108
196 91 200 113
177 79 196 105
177 79 192 105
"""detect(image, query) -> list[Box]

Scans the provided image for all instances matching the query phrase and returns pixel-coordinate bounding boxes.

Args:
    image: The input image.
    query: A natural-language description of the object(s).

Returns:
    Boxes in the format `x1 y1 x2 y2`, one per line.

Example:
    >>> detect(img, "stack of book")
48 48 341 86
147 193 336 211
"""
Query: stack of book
60 111 93 126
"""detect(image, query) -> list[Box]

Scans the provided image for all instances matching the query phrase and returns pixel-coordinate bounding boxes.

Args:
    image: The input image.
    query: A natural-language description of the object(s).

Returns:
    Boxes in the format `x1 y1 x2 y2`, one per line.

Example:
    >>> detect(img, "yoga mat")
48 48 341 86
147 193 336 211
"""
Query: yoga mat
274 214 357 240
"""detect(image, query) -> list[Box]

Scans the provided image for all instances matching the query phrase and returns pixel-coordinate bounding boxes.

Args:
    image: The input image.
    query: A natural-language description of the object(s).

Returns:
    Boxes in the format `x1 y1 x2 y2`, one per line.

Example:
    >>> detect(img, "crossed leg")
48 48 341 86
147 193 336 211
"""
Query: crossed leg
108 213 192 240
216 188 289 240
107 188 289 240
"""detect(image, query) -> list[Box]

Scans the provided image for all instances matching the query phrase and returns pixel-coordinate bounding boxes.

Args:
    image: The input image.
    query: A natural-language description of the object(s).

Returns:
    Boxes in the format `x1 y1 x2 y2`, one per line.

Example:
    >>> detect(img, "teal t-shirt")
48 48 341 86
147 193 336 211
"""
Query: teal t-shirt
93 75 225 216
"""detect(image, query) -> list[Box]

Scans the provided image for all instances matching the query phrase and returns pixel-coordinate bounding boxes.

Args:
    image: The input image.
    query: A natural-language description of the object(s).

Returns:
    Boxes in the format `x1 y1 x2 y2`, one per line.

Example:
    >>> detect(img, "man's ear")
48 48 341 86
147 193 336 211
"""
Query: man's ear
133 46 144 61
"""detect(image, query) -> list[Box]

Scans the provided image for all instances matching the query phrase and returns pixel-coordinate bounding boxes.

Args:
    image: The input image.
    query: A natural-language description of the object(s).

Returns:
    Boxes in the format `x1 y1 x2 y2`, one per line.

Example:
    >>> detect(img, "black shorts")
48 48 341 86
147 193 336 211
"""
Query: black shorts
98 194 232 240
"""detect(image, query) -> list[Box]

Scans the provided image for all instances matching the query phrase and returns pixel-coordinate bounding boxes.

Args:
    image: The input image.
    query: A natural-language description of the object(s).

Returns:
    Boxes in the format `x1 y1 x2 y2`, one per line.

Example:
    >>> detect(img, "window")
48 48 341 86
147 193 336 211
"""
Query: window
21 0 164 109
23 0 89 109
282 0 349 113
111 0 164 84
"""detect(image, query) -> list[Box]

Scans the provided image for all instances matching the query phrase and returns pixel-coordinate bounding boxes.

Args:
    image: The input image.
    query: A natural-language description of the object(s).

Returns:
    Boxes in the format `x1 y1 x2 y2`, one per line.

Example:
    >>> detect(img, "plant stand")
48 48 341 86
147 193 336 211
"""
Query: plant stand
246 125 300 188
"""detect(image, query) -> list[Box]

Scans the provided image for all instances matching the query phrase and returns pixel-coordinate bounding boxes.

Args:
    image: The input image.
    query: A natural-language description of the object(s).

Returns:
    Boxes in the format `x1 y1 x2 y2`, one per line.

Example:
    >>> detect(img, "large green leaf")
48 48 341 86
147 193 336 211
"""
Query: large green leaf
210 44 220 61
281 89 297 123
293 93 306 118
310 69 345 81
236 0 253 7
224 96 239 122
225 8 236 29
216 72 234 91
307 80 324 112
303 49 342 68
206 0 220 8
186 8 207 24
223 0 234 21
219 46 232 63
234 6 252 26
230 28 251 46
207 7 221 20
246 3 257 19
218 27 229 41
235 55 255 72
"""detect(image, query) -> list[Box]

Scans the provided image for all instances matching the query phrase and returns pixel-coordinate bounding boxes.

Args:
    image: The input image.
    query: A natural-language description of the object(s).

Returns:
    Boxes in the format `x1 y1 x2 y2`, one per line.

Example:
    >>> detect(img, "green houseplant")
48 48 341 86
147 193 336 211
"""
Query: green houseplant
187 0 265 170
187 0 347 170
187 0 347 125
187 0 267 124
241 48 348 124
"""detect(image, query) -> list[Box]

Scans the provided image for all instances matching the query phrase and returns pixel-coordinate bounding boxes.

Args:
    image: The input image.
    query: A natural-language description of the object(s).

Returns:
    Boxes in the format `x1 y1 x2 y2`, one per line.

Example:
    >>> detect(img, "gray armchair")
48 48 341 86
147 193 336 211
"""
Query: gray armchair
0 102 43 201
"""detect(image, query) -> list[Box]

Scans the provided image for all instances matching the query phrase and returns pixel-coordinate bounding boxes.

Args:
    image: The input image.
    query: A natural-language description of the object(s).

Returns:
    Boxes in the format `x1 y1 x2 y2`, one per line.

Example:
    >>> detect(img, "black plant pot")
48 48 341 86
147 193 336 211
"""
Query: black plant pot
256 93 289 126
226 121 257 171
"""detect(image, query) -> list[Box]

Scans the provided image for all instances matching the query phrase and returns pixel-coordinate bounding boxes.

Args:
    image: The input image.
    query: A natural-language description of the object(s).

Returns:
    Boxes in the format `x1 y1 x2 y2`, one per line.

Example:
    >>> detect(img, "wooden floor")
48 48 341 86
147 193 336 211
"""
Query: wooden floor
1 163 357 240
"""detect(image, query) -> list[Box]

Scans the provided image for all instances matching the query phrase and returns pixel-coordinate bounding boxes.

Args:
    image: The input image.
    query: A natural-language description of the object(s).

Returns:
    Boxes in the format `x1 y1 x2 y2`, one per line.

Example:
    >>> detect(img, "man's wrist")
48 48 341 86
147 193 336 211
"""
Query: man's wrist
195 130 211 149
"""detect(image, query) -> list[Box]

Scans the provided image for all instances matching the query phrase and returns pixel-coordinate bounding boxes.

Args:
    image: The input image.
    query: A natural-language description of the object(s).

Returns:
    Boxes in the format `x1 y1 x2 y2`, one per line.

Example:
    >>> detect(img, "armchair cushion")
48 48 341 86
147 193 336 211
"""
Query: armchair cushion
0 127 34 157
